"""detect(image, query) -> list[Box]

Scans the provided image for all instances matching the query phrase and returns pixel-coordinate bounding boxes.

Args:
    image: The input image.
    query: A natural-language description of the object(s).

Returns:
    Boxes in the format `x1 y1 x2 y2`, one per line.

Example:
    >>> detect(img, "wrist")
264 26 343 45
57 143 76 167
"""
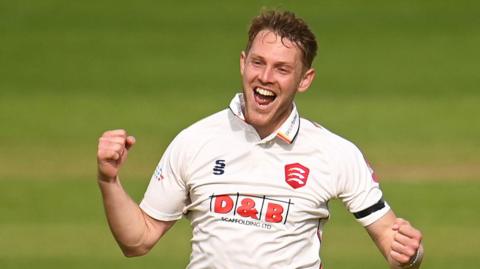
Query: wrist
98 176 117 183
97 173 120 185
97 170 118 183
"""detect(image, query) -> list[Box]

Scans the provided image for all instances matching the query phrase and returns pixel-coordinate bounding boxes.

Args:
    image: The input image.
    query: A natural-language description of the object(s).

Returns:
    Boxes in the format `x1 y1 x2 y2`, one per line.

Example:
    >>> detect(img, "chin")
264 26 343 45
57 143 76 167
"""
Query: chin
246 114 271 128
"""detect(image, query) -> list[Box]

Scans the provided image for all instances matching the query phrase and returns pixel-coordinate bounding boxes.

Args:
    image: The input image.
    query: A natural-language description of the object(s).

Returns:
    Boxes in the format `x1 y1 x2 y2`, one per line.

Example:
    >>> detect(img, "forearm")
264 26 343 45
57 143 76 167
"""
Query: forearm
98 177 150 256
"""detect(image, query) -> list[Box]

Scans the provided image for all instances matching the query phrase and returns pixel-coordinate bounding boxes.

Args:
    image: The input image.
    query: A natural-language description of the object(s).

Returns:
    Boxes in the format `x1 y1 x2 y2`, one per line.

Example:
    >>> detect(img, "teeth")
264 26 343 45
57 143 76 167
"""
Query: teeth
255 88 275 97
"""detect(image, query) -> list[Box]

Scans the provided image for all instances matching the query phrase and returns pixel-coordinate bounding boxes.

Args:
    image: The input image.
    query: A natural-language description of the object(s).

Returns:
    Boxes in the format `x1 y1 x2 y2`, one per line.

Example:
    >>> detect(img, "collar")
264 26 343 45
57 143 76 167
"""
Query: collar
228 93 300 144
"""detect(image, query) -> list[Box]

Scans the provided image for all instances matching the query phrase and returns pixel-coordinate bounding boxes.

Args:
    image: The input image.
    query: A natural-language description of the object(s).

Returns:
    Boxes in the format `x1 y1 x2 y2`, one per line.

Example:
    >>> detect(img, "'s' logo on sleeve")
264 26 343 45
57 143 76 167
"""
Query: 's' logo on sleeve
285 163 310 189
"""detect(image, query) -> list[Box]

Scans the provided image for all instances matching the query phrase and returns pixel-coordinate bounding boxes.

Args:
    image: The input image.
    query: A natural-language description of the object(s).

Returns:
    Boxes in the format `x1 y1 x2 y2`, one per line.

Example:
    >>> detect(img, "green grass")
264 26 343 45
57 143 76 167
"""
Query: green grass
1 0 479 268
0 179 192 268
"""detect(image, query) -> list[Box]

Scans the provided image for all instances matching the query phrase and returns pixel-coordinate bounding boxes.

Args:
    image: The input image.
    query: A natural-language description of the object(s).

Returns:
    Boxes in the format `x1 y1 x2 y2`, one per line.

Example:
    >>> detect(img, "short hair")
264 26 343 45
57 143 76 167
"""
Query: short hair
245 9 318 69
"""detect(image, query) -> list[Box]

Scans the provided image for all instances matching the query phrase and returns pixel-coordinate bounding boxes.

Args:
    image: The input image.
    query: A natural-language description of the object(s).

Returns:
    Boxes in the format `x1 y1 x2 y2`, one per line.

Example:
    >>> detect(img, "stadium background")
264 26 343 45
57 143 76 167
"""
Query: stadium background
1 0 479 268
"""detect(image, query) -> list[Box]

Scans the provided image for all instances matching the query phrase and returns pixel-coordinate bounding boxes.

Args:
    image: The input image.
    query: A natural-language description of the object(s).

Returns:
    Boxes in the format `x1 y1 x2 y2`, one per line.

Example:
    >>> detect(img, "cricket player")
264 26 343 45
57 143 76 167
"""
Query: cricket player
97 10 423 269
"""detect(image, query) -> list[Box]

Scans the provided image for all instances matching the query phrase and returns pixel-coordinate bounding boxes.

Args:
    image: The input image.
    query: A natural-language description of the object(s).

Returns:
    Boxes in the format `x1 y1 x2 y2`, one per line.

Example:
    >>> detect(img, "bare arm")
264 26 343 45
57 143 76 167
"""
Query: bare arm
97 129 175 256
366 210 423 269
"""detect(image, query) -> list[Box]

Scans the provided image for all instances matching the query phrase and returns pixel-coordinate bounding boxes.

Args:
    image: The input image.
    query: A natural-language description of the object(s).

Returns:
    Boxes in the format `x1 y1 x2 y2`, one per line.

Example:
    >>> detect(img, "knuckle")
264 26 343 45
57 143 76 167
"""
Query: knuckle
97 150 109 160
394 232 402 241
405 248 416 257
392 251 409 264
414 229 423 239
391 241 402 251
411 241 420 250
117 129 127 136
398 218 410 227
101 129 127 138
400 256 410 263
112 143 123 151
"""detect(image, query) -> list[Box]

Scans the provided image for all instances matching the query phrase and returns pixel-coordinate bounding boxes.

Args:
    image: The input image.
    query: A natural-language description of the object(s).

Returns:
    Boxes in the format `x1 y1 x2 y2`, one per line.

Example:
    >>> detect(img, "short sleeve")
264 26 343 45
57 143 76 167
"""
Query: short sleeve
333 141 390 226
139 132 189 221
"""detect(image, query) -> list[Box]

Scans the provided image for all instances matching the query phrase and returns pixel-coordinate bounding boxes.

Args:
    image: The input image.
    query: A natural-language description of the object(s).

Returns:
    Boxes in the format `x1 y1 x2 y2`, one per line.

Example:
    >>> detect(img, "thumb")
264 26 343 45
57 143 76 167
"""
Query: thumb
125 135 136 150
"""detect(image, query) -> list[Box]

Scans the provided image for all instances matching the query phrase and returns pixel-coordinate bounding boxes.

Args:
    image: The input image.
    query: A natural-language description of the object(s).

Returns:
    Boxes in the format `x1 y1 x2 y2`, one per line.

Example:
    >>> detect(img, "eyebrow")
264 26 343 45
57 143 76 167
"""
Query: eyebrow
249 53 295 68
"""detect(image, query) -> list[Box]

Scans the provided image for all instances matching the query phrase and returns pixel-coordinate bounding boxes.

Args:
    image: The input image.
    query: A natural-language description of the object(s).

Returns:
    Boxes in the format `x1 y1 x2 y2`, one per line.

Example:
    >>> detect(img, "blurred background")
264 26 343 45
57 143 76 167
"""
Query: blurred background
1 0 479 268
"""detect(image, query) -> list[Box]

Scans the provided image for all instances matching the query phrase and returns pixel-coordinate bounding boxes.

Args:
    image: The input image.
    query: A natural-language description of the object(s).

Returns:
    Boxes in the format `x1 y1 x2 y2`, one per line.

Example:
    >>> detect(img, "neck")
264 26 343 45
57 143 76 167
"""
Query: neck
246 103 294 140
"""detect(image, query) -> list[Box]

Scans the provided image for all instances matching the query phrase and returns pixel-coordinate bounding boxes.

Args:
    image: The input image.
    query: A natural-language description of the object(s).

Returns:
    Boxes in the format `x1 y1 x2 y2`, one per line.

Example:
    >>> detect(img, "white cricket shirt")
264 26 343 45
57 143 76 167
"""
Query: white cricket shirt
140 93 390 269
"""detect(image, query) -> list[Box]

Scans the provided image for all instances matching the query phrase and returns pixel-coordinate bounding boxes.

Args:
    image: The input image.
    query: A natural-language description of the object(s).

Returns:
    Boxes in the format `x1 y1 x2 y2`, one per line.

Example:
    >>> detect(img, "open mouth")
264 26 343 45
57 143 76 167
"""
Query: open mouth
254 87 276 106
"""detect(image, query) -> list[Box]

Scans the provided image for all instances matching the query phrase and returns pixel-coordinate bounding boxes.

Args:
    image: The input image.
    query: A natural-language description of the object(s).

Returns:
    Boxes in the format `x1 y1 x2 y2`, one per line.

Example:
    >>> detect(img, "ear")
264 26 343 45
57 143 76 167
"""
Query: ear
297 68 316 93
240 51 246 76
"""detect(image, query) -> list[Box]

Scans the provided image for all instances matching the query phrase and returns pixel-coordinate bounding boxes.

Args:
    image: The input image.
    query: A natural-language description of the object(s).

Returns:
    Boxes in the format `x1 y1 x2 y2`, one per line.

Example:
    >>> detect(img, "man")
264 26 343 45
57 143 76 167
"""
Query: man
97 10 423 268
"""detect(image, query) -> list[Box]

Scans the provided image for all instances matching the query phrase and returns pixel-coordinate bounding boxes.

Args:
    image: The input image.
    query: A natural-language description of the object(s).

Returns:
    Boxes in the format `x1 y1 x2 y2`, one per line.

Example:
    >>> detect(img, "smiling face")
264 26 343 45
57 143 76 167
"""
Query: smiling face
240 30 315 138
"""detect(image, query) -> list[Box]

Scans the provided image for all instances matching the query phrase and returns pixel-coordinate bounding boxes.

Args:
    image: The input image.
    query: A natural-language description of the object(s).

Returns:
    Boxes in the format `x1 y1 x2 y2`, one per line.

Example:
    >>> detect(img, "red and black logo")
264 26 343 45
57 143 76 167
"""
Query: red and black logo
285 163 310 189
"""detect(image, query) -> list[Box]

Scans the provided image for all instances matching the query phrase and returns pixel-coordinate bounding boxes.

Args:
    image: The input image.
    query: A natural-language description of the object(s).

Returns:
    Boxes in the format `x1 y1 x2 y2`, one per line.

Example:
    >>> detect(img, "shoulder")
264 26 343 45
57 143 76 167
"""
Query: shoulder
169 109 231 147
299 118 361 155
159 109 230 168
298 118 370 177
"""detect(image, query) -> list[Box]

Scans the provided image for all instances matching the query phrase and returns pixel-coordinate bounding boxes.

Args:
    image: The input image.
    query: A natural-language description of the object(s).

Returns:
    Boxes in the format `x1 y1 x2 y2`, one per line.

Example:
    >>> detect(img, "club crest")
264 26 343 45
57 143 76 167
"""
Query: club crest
284 163 310 189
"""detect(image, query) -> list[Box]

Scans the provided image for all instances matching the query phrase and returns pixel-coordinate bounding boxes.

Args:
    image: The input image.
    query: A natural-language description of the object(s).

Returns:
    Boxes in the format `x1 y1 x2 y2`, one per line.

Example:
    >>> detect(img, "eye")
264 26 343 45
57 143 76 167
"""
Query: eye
252 60 262 66
278 67 290 74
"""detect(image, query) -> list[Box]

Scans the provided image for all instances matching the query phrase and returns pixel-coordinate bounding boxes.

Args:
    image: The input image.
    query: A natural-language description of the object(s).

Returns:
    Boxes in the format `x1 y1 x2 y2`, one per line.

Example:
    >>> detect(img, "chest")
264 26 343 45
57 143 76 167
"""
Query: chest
184 141 336 224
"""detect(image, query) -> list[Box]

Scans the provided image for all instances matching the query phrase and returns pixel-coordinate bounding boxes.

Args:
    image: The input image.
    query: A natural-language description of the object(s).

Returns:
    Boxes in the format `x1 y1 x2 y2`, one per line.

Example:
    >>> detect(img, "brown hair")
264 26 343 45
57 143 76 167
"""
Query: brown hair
245 9 318 68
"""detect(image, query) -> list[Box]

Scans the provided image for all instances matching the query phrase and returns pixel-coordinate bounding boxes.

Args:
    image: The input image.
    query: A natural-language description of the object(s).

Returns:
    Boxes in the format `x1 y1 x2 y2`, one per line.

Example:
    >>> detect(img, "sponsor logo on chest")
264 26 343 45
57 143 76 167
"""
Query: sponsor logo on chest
209 193 293 227
205 162 312 229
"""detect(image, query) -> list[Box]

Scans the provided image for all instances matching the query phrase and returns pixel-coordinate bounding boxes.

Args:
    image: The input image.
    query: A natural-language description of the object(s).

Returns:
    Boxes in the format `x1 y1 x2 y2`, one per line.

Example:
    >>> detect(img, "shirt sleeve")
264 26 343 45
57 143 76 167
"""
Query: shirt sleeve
333 140 390 226
139 132 189 221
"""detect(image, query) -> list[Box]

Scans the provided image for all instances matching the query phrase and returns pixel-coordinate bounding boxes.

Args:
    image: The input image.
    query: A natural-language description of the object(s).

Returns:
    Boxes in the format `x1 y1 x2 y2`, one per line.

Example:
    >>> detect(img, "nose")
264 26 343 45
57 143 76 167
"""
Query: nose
259 66 274 84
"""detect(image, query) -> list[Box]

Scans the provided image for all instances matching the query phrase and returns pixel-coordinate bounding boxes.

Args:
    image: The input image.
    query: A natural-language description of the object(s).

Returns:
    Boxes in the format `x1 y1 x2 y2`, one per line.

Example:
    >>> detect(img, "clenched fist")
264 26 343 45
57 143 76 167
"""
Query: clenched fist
390 218 423 268
97 129 136 182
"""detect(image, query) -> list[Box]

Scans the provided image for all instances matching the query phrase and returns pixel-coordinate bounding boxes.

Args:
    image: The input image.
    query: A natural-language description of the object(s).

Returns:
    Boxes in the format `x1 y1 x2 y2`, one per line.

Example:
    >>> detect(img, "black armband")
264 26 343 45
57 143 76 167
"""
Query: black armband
353 198 386 219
